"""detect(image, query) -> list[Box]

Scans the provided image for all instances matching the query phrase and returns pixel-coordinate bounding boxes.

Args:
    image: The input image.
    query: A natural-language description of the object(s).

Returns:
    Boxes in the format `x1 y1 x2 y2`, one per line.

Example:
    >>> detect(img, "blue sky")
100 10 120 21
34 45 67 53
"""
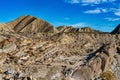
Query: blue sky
0 0 120 32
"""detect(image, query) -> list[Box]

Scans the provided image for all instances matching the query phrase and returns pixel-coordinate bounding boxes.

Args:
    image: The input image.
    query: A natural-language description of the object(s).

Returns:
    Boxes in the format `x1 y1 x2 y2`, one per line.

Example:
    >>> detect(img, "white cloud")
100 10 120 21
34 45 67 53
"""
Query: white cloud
82 0 106 5
65 0 80 4
114 9 120 16
109 8 120 16
70 22 86 27
101 8 108 12
84 9 101 14
84 7 120 16
84 8 108 14
65 0 116 5
114 11 120 16
105 17 120 21
115 11 120 16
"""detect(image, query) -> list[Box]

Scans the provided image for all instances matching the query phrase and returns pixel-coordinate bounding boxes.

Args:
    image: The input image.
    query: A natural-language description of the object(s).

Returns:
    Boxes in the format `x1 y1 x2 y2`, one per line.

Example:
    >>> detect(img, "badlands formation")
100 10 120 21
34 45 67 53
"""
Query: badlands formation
0 15 119 80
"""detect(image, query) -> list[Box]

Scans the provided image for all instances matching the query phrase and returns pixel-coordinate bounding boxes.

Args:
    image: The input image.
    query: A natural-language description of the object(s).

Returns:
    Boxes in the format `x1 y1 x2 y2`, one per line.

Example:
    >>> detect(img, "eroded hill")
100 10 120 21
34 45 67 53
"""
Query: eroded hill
0 15 119 80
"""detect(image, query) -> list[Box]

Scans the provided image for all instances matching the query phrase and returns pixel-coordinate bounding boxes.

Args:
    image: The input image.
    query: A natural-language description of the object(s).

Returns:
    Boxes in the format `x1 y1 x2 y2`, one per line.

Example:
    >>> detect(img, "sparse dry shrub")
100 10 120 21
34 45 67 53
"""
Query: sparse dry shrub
0 69 3 74
101 71 115 80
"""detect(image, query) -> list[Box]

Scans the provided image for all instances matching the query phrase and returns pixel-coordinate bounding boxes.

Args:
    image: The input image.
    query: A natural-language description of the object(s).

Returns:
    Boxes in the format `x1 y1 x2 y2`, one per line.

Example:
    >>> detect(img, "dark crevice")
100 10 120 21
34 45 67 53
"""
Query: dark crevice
38 23 51 32
86 44 107 61
44 25 54 32
17 17 37 32
13 16 29 31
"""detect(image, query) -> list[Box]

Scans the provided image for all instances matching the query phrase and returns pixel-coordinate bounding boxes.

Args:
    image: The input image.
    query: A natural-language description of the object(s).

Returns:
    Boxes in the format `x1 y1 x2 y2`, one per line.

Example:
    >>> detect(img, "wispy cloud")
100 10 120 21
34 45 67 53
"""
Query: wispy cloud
105 17 120 21
65 0 80 4
82 0 106 5
114 11 120 16
65 0 116 5
84 8 108 14
65 0 119 17
84 8 120 16
82 0 116 5
113 9 120 16
69 22 86 27
108 8 120 16
84 9 101 14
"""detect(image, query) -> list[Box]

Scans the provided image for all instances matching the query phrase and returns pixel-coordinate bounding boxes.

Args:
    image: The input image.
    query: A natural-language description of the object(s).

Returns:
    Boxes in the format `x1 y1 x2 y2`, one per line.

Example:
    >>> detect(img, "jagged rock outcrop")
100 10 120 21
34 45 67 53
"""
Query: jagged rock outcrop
111 24 120 34
57 26 101 33
71 43 116 80
0 32 119 80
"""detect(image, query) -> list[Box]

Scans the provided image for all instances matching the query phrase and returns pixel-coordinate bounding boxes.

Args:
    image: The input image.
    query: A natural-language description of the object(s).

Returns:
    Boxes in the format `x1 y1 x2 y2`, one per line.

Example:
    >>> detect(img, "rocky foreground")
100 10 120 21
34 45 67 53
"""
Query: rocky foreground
0 15 120 80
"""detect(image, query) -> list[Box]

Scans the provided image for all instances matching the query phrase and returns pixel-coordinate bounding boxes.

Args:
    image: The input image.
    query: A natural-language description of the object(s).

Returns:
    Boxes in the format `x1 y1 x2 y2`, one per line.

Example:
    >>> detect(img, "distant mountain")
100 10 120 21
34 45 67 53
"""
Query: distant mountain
57 26 101 33
111 24 120 34
7 15 58 34
0 15 119 35
7 15 99 34
3 15 103 35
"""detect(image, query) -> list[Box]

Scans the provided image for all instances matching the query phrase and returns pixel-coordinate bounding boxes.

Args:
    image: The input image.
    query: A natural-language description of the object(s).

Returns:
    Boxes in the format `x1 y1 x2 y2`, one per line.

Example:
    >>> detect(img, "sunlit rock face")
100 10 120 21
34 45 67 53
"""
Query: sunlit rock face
0 15 119 80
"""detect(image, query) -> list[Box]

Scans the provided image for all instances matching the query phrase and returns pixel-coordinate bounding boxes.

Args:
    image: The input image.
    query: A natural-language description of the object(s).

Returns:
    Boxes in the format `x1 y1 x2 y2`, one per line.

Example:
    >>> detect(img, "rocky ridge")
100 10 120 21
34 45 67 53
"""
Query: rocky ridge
111 24 120 34
57 26 101 33
7 16 58 34
0 15 119 80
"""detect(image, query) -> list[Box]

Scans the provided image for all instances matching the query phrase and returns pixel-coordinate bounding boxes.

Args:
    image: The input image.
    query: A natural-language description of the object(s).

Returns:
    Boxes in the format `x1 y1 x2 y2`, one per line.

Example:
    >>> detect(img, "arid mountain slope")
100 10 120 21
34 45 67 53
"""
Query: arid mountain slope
7 15 58 34
0 23 14 33
0 15 119 80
